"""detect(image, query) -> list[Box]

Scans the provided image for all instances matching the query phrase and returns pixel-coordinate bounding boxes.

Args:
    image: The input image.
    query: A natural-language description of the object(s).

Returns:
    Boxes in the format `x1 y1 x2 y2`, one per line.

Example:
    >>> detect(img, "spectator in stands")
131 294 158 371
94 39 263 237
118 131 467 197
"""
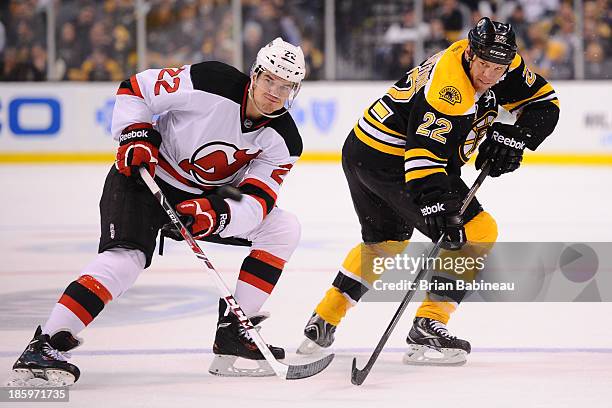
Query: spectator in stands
585 41 612 79
425 18 450 56
1 47 20 81
2 0 611 82
439 0 467 41
523 22 551 76
301 36 324 80
57 22 83 80
507 4 528 45
75 5 96 47
516 0 559 23
172 3 204 63
385 41 415 80
78 47 123 81
243 20 264 73
1 45 45 81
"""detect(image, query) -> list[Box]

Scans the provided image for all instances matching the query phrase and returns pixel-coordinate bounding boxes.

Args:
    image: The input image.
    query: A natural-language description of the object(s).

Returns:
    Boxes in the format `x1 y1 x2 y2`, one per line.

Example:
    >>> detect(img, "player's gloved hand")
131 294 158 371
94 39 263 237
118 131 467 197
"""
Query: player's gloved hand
176 195 230 238
475 122 530 177
418 192 466 250
115 125 162 178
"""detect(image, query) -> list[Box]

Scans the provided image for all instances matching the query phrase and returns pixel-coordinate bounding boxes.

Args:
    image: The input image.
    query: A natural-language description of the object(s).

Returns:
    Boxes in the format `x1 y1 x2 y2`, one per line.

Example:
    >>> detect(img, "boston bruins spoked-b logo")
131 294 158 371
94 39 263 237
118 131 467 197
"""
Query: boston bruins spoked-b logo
439 86 462 105
179 142 261 186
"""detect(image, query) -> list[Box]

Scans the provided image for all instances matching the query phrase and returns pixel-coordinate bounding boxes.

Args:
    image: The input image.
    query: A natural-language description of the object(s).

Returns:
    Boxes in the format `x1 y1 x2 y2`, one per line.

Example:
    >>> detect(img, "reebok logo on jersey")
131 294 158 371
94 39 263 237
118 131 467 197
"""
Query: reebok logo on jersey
421 202 445 216
119 129 151 144
491 131 525 150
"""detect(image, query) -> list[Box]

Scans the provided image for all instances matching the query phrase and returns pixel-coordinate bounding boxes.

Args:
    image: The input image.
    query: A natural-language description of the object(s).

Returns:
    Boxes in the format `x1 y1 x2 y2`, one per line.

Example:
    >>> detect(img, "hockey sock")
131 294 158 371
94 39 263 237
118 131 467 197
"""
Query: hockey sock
415 211 498 324
42 275 113 336
415 294 457 324
315 287 352 326
315 241 409 326
234 250 285 316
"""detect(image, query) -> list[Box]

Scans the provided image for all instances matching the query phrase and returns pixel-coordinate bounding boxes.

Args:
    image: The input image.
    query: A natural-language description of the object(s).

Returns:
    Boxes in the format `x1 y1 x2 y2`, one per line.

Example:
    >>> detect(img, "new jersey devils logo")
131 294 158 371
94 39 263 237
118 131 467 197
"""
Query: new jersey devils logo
179 142 261 186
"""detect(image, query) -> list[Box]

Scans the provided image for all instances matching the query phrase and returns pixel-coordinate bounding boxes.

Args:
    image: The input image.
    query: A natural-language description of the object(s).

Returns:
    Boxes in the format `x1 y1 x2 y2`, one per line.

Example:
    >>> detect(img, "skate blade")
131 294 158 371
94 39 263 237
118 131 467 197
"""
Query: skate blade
208 355 276 377
6 368 76 387
296 338 325 355
402 344 467 366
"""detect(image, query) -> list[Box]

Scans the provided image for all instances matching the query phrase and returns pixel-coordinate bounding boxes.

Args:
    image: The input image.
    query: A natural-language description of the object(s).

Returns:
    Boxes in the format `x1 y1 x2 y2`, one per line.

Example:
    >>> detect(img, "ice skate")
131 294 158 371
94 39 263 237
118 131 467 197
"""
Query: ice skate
6 326 81 387
403 317 470 366
297 313 337 355
209 300 285 377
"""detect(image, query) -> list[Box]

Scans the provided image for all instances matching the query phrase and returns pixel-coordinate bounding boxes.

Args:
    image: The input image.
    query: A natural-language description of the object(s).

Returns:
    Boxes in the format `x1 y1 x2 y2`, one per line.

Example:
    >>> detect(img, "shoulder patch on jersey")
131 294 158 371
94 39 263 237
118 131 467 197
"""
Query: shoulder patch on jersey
438 86 462 105
425 40 476 116
268 113 303 157
190 61 249 105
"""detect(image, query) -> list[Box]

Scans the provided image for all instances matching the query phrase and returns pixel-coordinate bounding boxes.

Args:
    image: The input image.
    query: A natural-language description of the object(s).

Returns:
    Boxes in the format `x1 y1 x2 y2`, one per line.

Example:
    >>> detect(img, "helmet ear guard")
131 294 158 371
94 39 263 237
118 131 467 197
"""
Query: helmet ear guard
468 17 517 65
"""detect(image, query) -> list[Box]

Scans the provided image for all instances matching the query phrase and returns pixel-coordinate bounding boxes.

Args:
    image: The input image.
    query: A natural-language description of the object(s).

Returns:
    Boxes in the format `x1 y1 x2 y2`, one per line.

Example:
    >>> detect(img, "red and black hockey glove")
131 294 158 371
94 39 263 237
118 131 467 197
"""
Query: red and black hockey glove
176 195 231 239
417 191 466 251
115 124 162 178
475 122 530 177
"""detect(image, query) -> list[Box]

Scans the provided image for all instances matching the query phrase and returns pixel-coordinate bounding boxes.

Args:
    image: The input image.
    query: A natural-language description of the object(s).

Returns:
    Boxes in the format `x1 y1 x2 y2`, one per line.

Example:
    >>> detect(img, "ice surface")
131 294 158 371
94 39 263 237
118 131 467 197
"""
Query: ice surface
1 164 611 407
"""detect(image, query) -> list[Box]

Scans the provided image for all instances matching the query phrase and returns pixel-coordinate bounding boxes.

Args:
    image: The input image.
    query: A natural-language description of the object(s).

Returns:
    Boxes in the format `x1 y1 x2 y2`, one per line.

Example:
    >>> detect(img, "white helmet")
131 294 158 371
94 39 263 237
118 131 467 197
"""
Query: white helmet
252 37 306 83
249 37 305 118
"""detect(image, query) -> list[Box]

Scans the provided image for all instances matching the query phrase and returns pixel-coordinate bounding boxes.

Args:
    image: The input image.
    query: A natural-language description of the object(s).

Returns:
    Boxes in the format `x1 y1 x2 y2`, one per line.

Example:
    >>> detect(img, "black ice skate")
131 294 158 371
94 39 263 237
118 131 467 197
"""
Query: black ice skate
403 317 471 366
209 299 285 377
297 313 337 355
7 326 81 387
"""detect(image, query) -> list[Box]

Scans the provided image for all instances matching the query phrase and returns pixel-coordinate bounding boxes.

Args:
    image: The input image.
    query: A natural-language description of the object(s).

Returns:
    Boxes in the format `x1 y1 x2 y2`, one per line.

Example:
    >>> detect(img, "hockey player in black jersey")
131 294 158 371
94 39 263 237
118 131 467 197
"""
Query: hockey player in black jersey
8 38 308 386
298 18 560 365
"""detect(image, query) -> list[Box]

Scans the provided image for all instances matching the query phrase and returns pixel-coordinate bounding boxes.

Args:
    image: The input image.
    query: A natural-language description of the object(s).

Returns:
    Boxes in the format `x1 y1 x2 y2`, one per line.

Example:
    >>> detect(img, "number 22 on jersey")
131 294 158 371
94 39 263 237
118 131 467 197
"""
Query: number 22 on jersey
415 112 452 144
154 68 185 96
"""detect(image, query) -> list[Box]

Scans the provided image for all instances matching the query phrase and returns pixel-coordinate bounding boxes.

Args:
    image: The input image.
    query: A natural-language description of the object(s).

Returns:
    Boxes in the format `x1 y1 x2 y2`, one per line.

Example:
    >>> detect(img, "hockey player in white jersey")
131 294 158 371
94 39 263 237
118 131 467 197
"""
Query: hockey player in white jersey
8 38 306 386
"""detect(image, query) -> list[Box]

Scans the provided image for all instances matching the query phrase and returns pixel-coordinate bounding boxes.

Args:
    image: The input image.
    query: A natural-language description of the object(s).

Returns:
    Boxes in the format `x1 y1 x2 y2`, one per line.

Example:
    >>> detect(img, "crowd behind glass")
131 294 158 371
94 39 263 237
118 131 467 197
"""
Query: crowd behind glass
1 0 610 81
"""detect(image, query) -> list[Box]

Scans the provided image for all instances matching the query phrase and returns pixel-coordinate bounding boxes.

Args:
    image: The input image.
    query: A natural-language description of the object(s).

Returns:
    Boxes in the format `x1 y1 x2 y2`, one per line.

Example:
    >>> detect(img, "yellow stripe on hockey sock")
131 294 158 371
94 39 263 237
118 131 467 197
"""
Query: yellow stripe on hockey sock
415 211 498 323
415 295 457 324
316 241 411 326
465 211 498 244
342 241 410 286
315 287 352 326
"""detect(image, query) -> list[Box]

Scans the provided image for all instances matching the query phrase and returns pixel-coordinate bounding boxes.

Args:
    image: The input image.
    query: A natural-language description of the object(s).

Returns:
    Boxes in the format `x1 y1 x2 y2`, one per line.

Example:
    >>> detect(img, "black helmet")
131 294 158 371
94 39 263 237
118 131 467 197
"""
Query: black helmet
468 17 517 65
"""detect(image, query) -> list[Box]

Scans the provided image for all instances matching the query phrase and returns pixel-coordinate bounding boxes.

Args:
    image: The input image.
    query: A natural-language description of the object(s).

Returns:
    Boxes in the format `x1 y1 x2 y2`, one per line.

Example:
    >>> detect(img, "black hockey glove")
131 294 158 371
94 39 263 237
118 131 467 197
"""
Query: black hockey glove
418 192 466 251
475 123 530 177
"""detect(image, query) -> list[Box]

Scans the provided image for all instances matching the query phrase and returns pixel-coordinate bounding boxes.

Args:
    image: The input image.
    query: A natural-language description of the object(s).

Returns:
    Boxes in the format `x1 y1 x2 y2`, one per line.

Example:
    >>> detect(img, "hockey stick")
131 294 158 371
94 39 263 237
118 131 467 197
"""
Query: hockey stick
351 162 491 385
138 167 335 379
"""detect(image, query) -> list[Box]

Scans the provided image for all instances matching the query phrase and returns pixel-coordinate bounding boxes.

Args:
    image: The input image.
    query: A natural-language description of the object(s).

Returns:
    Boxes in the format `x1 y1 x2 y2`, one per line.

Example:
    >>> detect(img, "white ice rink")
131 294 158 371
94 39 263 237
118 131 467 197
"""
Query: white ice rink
1 163 612 408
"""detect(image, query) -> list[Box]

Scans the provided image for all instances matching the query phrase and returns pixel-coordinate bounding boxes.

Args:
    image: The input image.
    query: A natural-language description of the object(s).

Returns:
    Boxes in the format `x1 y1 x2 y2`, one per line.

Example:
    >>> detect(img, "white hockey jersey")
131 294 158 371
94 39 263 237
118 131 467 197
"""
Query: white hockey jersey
111 62 303 237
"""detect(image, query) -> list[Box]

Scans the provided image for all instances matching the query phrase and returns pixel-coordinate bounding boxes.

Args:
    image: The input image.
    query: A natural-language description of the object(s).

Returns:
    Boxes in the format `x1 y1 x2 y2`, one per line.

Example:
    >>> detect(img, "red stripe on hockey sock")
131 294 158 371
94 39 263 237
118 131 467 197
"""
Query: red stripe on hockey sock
238 270 275 294
249 250 286 269
130 75 144 99
77 275 113 304
59 294 94 325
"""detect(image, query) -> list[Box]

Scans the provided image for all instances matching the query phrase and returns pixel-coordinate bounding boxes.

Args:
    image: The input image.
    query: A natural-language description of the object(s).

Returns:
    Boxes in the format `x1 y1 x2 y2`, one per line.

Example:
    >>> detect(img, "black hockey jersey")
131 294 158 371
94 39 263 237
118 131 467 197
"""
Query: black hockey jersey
111 61 302 237
344 39 560 195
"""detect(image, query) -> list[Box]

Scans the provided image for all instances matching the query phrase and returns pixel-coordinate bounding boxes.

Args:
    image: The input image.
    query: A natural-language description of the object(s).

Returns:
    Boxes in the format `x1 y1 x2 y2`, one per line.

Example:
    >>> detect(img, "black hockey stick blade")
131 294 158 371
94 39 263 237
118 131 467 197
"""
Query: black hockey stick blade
286 353 335 380
351 357 368 385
